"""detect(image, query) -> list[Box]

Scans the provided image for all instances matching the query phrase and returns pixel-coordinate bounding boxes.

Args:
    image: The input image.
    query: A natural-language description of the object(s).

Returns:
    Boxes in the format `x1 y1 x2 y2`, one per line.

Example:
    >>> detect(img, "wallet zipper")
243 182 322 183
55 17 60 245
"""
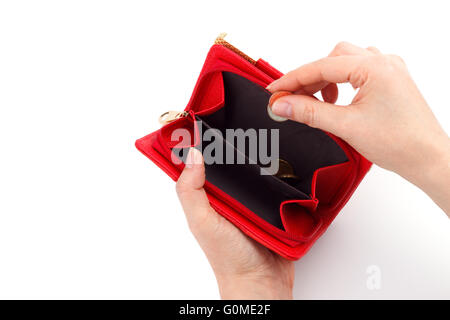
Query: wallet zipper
214 32 256 65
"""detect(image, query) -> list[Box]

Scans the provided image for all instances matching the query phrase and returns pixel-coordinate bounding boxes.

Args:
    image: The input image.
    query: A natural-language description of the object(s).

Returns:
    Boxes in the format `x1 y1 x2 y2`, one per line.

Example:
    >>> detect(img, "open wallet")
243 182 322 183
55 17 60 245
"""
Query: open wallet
136 34 372 260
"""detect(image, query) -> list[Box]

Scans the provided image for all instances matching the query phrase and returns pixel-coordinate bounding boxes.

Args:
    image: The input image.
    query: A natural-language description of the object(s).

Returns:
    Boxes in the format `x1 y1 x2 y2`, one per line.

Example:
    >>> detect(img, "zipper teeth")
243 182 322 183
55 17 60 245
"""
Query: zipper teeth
214 33 256 65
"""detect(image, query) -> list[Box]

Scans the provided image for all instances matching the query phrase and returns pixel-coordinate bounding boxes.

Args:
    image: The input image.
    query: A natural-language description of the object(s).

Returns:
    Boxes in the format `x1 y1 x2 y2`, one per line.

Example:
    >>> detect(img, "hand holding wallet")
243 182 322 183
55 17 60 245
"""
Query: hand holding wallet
136 34 372 260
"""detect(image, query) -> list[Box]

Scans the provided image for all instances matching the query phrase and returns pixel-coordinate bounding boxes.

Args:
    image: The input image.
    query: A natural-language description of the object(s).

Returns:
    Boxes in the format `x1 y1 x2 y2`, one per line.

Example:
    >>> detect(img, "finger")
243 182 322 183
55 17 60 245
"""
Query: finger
367 46 382 54
294 43 370 97
176 148 215 231
271 94 352 137
266 55 367 93
293 84 339 103
329 41 374 57
320 83 338 103
293 80 339 101
293 81 328 96
269 42 371 96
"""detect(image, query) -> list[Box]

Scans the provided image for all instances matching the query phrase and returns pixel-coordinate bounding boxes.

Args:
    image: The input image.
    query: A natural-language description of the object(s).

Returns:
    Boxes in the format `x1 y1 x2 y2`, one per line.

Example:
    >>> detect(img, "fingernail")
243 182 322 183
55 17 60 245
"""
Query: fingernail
192 147 203 165
185 148 195 168
185 147 202 168
272 100 292 118
266 79 279 90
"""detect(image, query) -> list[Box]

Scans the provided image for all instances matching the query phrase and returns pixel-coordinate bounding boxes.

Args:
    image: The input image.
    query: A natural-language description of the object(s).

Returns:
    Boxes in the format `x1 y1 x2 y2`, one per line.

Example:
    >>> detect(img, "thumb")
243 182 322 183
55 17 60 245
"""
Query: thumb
271 94 351 137
176 148 216 233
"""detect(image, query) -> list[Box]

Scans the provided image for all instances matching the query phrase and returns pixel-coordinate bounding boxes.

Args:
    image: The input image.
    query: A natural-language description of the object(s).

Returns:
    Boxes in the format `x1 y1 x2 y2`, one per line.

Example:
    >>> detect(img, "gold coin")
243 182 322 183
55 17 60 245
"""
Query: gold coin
275 159 300 184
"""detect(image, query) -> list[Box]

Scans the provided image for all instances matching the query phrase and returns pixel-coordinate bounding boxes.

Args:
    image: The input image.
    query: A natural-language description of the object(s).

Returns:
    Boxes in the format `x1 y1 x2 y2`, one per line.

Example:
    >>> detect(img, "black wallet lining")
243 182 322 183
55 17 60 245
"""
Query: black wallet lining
173 118 310 229
200 72 348 194
174 71 349 231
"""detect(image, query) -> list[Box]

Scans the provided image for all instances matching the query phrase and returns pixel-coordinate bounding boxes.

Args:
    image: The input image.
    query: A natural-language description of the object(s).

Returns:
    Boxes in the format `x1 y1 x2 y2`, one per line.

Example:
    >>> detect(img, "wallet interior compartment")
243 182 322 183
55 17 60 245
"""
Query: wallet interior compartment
172 118 310 231
280 201 322 241
199 71 349 196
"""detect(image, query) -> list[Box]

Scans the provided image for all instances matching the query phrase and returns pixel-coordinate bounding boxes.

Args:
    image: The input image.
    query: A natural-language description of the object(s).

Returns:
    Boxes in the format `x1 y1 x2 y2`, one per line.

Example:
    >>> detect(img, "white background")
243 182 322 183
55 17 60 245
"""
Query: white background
0 0 449 299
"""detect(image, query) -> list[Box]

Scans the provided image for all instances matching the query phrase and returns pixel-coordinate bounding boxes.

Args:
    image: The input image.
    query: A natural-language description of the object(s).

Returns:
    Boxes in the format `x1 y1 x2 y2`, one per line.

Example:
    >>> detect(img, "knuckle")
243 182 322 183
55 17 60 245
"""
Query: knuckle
349 62 370 88
367 46 380 53
387 54 406 66
372 54 387 65
332 41 351 55
283 69 300 87
372 54 406 76
188 208 215 235
362 55 387 76
300 103 317 127
175 179 189 196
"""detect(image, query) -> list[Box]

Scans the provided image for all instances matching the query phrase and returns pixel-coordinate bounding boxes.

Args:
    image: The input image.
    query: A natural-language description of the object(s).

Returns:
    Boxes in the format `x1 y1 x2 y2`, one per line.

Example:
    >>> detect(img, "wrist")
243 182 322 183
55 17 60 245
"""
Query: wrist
409 138 449 185
216 274 294 300
403 134 450 213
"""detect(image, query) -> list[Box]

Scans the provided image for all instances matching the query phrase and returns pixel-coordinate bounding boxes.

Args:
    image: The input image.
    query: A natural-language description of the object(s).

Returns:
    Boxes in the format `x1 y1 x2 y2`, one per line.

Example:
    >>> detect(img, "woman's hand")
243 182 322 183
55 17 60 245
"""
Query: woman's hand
176 148 294 299
267 42 450 215
174 43 449 300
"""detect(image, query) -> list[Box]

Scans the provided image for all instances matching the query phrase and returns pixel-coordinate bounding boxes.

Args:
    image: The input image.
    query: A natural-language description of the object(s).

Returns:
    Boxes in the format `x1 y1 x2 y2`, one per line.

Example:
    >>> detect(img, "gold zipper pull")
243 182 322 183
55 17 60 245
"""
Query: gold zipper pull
216 32 228 41
214 33 256 65
158 111 189 125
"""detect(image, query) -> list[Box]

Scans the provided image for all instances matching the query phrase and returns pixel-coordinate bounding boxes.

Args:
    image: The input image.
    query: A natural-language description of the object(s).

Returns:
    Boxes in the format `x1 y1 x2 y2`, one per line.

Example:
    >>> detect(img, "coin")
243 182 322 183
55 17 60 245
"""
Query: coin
267 91 292 122
267 105 288 122
275 159 300 185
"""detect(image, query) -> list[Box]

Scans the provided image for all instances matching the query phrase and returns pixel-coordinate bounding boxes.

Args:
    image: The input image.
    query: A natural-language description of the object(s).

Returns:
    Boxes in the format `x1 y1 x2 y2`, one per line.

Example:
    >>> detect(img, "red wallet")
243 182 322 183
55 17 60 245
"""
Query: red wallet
136 35 372 260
